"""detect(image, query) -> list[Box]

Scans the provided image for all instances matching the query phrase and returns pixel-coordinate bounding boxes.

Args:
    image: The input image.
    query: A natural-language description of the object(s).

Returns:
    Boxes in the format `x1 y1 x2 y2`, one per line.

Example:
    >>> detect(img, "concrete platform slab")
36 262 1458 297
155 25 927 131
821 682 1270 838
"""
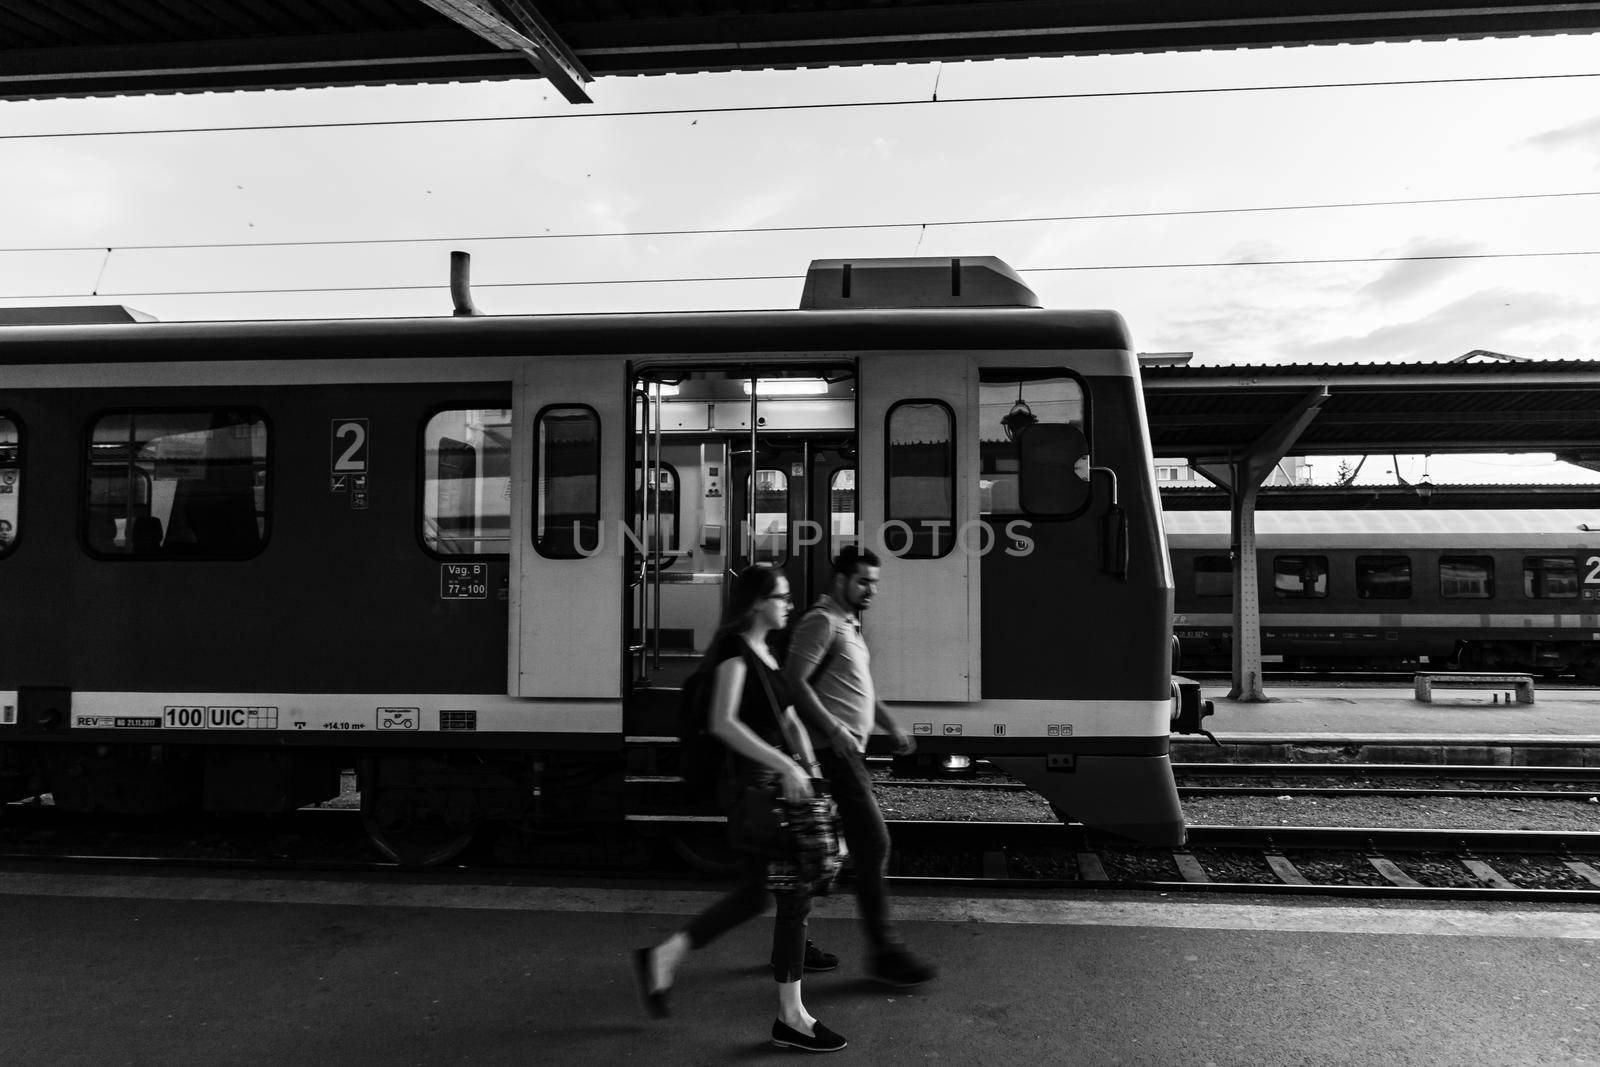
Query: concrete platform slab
1188 683 1600 746
2 870 1598 1065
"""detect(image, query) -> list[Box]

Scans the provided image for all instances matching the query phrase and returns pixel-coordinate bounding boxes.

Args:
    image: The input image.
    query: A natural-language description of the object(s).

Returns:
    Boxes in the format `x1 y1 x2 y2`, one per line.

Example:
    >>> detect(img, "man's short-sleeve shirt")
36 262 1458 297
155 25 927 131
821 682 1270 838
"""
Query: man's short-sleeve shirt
787 594 875 751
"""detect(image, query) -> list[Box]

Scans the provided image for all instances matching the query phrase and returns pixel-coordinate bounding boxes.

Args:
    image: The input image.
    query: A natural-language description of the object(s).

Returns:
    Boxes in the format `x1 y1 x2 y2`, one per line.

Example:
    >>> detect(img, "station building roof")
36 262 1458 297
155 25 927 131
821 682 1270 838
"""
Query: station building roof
1141 358 1600 464
5 1 1600 104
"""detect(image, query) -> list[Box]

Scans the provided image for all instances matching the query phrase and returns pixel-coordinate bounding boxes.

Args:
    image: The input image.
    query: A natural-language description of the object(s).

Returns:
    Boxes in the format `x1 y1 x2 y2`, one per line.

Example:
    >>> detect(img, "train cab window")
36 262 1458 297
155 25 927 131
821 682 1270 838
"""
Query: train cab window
1440 555 1494 599
0 415 17 556
1524 556 1579 599
830 468 857 561
886 400 955 558
747 469 789 565
86 410 268 559
977 371 1087 517
1273 555 1328 599
634 463 680 551
423 408 511 557
534 405 600 559
1194 555 1232 597
1356 555 1412 599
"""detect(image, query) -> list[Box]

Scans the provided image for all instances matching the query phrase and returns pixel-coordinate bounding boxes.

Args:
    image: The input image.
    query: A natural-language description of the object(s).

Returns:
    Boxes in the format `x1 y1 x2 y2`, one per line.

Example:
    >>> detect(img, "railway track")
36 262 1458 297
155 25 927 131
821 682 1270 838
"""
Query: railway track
883 819 1600 901
5 812 1597 903
879 762 1600 800
10 757 1600 900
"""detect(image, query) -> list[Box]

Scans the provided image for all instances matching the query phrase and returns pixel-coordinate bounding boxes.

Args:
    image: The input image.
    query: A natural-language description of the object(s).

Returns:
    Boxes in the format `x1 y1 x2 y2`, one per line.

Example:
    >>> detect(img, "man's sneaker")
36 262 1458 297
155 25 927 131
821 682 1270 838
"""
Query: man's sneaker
803 940 839 972
869 946 938 988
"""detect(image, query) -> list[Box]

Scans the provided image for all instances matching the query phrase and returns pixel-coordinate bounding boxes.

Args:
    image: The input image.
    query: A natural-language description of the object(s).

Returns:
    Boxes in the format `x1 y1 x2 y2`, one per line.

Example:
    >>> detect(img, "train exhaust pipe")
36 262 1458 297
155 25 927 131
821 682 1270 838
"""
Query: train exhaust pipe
450 251 480 317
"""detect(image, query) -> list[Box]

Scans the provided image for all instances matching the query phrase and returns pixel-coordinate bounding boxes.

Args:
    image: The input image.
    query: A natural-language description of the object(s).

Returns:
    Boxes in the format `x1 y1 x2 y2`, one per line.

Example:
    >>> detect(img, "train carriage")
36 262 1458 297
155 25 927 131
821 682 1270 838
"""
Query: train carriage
0 256 1187 863
1168 509 1600 680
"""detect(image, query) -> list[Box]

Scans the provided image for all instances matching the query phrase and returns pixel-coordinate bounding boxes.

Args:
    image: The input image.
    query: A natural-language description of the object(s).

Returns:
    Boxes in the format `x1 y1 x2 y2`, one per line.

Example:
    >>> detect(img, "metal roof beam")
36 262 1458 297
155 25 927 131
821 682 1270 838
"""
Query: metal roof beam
415 0 592 103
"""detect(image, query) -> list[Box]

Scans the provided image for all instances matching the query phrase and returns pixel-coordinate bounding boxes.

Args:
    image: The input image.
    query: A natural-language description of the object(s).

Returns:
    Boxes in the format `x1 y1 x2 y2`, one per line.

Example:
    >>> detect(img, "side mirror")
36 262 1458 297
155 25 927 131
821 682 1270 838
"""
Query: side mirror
1016 423 1091 517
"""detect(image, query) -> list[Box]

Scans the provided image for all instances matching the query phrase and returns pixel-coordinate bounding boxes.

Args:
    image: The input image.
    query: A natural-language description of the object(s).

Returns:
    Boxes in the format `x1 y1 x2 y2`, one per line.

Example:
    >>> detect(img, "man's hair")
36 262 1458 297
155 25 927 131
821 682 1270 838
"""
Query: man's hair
832 545 881 576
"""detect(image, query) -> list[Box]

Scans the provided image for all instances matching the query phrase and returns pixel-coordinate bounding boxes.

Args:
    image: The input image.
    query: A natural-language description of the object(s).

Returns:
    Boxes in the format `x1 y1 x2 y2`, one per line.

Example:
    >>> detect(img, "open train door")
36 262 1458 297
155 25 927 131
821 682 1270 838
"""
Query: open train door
858 352 979 702
509 357 628 707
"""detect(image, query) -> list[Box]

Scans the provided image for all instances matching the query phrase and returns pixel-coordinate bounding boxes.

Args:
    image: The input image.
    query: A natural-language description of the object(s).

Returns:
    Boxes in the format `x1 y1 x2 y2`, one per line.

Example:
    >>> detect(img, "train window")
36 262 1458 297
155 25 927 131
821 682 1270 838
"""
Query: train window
1524 556 1579 599
1440 555 1494 599
746 469 789 565
978 371 1088 518
635 462 680 552
422 408 511 557
886 400 955 558
830 468 857 561
0 415 18 556
86 410 268 559
1273 555 1328 599
1356 555 1412 599
534 405 600 559
1195 555 1232 597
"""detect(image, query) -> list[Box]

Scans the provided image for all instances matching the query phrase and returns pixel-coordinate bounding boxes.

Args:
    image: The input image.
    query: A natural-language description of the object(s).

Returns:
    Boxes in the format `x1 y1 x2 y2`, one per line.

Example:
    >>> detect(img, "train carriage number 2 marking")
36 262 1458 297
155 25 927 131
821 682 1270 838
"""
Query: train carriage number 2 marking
331 419 369 473
1587 556 1600 584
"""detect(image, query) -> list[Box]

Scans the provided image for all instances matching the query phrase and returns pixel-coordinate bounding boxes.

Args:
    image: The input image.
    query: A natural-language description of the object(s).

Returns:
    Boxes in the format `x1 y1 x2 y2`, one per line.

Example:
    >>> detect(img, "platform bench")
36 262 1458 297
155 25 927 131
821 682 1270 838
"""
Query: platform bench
1413 672 1535 704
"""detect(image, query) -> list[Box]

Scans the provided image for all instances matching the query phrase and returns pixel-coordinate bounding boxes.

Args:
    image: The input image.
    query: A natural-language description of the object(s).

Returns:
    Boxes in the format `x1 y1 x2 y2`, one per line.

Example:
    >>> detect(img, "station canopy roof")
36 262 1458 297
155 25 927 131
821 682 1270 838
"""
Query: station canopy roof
1142 358 1600 505
5 1 1600 105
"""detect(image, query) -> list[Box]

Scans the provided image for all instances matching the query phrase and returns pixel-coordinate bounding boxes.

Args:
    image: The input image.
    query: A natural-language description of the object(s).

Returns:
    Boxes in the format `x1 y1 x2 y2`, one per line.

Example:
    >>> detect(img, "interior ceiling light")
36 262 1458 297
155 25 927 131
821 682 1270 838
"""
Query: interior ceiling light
743 379 829 396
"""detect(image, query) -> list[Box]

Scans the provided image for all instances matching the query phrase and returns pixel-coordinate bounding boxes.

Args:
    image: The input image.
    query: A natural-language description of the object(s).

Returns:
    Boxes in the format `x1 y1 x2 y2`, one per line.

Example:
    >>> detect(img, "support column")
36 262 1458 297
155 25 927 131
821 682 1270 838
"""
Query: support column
1193 386 1330 702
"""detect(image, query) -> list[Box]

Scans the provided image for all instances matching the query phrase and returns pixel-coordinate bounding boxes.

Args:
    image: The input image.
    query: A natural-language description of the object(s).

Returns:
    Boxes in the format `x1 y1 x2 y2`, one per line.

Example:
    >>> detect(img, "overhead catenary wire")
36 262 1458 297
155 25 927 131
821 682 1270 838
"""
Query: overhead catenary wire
12 248 1600 301
2 70 1598 142
2 189 1597 255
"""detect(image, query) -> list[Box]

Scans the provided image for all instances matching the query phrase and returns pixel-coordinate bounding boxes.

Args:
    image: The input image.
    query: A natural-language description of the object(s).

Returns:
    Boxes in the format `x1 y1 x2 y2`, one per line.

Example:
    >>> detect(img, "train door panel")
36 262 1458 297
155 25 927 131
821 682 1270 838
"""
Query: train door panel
629 365 856 691
728 442 852 609
976 361 1169 700
858 353 977 702
510 358 627 700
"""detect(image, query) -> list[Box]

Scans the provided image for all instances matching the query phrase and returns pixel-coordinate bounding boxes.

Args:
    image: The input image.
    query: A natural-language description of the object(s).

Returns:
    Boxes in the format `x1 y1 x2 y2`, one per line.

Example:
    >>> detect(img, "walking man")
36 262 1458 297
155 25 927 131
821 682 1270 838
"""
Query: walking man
784 546 938 987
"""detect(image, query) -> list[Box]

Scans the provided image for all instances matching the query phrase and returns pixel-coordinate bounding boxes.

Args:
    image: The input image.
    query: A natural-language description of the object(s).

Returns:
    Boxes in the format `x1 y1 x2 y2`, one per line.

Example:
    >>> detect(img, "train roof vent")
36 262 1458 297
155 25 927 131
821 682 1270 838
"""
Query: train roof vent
799 256 1041 310
0 305 155 326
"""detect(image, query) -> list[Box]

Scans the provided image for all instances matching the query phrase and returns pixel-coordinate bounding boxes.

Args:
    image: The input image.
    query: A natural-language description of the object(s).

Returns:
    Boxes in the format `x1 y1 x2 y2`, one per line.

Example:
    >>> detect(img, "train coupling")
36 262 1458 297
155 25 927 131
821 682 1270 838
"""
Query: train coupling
1171 676 1220 747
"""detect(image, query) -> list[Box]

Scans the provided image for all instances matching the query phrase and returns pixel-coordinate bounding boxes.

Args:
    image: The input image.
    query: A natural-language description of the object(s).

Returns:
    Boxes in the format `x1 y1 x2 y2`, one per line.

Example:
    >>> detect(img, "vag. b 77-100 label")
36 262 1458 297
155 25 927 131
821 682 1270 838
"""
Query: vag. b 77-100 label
163 706 281 729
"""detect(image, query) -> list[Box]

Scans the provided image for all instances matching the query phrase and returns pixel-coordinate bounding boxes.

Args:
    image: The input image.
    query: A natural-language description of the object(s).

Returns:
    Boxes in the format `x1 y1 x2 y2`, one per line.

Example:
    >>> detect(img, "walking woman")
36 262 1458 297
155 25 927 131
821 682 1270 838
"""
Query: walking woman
634 563 846 1053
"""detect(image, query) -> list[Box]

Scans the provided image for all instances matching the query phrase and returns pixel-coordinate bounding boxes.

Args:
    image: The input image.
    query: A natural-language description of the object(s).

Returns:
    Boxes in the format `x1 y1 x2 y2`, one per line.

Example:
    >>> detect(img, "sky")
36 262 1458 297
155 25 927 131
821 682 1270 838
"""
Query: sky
3 31 1600 485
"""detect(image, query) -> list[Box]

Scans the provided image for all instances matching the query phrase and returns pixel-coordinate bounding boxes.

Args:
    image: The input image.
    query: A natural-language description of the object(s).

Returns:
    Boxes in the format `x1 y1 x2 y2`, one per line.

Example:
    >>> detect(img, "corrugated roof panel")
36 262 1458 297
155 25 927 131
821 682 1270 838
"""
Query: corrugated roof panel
7 1 1600 99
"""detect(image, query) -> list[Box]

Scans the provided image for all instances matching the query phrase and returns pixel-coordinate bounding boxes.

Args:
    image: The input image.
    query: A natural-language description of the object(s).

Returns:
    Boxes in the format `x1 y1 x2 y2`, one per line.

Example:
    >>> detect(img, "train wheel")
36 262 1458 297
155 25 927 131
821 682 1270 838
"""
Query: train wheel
361 786 477 868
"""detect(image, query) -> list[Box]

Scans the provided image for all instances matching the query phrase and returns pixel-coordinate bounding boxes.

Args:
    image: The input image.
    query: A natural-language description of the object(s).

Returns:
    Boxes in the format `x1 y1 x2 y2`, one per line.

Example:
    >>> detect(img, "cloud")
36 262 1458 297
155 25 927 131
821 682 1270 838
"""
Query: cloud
1140 282 1600 366
1295 287 1600 363
1521 113 1600 152
1356 239 1479 303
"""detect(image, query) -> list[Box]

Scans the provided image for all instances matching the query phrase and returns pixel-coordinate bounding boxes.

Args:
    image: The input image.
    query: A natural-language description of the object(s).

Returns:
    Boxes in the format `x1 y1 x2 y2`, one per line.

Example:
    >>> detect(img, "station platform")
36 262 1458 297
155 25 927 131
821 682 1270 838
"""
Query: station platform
2 868 1599 1064
1177 682 1600 762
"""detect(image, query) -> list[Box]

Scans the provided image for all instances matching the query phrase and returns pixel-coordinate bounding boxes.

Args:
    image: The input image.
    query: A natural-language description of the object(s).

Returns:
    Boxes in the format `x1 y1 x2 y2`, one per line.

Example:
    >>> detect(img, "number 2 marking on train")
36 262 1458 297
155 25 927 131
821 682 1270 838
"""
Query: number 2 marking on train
331 419 369 473
1586 555 1600 584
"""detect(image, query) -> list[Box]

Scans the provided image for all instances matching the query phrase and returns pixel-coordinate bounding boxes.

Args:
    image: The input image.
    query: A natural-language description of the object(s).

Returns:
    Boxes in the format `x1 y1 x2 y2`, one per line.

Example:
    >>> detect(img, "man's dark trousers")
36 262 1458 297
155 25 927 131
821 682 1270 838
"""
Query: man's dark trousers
816 745 895 951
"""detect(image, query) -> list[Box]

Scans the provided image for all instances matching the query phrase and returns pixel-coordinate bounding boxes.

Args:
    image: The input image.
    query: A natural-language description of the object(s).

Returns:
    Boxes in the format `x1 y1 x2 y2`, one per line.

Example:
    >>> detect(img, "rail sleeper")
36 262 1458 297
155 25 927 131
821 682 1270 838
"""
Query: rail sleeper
1413 672 1535 704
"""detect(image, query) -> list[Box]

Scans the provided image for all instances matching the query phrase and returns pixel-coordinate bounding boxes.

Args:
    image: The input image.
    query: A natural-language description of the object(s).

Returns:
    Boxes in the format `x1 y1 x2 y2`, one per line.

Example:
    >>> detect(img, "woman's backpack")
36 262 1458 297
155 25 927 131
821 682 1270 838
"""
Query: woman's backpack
676 662 724 801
